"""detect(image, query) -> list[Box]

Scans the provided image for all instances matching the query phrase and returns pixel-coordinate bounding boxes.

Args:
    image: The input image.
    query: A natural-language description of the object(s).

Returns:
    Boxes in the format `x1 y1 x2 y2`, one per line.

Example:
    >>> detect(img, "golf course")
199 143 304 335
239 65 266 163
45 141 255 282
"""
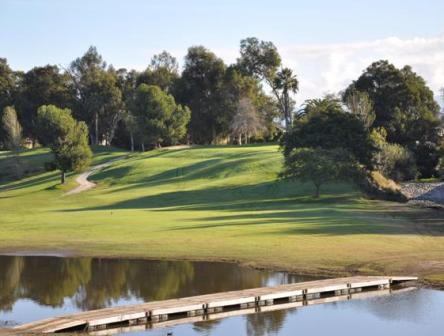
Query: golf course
1 144 443 287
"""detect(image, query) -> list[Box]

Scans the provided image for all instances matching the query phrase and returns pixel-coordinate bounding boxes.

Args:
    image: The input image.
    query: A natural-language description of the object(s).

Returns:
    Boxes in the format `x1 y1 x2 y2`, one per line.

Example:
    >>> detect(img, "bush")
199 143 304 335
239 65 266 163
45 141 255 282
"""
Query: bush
371 128 417 181
375 142 417 181
356 171 407 202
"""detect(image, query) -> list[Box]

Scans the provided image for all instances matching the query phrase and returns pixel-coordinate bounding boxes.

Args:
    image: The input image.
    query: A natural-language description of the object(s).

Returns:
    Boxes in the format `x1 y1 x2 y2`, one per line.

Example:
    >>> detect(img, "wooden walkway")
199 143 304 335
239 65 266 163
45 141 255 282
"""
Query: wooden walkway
12 276 416 334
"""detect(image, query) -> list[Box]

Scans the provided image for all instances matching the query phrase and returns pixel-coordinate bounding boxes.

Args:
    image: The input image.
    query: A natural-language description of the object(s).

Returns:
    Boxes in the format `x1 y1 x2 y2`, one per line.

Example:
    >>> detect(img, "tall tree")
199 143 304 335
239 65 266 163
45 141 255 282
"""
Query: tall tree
0 59 19 148
177 46 227 144
237 37 298 129
138 51 179 94
37 105 92 184
116 68 139 151
133 84 190 150
69 46 122 145
344 60 441 177
15 65 73 145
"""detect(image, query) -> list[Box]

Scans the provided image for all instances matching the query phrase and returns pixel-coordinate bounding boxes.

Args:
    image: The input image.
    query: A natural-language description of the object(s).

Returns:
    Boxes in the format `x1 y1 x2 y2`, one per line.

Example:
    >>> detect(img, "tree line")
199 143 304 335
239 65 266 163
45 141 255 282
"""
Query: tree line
1 38 443 185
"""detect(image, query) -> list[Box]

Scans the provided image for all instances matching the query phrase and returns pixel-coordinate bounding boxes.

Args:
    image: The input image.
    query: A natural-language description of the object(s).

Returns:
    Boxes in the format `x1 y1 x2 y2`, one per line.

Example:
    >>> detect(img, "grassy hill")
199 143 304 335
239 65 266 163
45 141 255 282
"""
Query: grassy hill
0 144 443 286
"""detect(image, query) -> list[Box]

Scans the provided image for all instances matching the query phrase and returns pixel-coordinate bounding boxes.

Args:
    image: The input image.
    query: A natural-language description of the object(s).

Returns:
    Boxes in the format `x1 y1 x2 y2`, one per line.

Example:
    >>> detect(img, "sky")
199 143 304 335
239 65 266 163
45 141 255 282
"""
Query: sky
1 0 444 105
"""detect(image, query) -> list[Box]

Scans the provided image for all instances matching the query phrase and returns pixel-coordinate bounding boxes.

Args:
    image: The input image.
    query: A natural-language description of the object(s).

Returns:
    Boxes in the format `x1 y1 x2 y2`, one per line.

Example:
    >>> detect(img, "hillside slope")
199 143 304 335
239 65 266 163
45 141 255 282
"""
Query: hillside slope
0 144 443 285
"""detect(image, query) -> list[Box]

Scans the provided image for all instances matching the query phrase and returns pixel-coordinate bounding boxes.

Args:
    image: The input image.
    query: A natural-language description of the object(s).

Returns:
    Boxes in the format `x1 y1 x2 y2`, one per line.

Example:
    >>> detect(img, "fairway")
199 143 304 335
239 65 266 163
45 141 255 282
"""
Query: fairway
1 144 444 286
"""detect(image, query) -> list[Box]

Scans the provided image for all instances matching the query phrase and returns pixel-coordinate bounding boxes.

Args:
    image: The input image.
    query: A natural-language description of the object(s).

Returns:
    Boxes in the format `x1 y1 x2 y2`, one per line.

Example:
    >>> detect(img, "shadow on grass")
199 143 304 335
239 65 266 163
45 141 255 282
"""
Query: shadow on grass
58 178 444 236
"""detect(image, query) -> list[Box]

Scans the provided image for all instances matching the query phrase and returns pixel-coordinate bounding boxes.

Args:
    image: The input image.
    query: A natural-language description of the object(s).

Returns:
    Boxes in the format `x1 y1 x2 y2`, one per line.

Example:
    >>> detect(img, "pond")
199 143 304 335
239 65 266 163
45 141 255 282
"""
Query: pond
0 255 443 335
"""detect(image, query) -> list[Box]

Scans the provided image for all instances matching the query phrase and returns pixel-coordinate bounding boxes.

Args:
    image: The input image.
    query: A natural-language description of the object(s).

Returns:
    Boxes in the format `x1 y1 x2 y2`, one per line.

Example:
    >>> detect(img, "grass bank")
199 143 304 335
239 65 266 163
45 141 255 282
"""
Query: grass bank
0 144 443 286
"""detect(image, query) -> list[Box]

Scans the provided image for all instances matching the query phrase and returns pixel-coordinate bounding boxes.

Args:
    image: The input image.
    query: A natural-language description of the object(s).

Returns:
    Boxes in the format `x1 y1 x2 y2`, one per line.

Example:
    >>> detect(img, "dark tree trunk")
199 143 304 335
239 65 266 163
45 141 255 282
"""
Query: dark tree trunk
61 171 66 184
130 132 134 152
314 184 320 198
94 112 99 145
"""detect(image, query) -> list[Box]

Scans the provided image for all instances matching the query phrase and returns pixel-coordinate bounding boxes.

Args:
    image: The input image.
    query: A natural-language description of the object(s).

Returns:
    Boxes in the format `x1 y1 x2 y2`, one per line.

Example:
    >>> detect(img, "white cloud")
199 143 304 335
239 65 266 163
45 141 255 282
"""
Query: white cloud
280 35 444 106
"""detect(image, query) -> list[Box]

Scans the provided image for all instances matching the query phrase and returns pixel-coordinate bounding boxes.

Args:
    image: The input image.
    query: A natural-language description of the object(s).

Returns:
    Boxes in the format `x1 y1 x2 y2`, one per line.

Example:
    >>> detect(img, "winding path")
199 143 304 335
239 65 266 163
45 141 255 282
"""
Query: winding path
64 158 122 195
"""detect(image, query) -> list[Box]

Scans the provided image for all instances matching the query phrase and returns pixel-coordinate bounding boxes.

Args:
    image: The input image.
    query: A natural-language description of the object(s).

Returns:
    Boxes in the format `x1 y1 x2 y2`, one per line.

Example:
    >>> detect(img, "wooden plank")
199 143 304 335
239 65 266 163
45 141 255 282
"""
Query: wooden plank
13 276 417 334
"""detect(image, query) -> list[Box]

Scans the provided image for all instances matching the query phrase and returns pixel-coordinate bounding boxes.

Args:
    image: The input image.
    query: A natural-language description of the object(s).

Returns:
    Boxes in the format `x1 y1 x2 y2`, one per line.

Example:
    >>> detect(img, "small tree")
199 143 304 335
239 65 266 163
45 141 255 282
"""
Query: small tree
281 147 356 198
230 97 264 144
2 106 23 178
37 105 92 184
2 106 22 150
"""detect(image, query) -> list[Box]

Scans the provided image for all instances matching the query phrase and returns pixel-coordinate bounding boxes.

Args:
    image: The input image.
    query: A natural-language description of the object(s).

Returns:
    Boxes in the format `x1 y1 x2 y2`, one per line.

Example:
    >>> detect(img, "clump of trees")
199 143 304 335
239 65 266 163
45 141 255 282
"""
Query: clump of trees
343 60 442 178
1 41 443 189
37 105 92 184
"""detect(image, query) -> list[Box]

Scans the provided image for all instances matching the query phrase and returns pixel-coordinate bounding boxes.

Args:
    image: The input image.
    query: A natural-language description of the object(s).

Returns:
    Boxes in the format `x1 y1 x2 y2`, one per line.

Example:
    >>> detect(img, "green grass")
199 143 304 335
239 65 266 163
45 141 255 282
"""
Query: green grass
1 144 444 285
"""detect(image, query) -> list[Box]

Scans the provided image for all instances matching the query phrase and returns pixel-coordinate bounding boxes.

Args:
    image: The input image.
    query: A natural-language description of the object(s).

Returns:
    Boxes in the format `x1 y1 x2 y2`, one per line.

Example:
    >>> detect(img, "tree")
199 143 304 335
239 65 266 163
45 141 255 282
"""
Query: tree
69 47 123 145
230 97 264 144
133 84 190 150
37 105 92 184
15 65 74 145
237 37 298 130
2 106 22 150
273 67 299 128
2 106 23 178
344 60 441 176
283 97 376 168
281 147 356 198
344 90 375 128
138 51 179 94
0 59 19 149
177 46 227 144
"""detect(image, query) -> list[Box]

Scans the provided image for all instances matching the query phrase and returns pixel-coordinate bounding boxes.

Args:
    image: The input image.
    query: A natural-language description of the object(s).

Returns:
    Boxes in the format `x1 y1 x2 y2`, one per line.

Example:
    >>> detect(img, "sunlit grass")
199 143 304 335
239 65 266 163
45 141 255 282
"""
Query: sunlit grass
0 144 443 285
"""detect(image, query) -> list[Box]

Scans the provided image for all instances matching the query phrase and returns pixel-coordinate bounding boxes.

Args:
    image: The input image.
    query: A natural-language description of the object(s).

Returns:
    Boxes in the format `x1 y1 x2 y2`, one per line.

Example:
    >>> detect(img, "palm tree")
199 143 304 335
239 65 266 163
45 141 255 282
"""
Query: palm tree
273 68 299 130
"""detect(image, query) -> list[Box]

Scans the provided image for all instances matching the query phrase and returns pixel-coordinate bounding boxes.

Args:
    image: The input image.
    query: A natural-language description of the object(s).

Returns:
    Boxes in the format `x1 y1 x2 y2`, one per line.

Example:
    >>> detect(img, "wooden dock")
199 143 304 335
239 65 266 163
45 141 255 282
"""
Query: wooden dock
12 276 417 334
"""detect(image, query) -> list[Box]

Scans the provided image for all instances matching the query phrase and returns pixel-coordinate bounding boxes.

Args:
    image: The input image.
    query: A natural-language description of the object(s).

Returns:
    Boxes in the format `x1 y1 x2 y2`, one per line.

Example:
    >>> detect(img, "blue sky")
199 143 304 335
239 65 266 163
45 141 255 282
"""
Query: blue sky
1 0 443 102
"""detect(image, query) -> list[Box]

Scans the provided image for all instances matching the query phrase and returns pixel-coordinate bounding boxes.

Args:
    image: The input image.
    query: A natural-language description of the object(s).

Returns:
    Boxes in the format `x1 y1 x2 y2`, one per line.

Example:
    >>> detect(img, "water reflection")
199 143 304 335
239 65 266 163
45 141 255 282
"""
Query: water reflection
2 256 442 336
0 255 308 313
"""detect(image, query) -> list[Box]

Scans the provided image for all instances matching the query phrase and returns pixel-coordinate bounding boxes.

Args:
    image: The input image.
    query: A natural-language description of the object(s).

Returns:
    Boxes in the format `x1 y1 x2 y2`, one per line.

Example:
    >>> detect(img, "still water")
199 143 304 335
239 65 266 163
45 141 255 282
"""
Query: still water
0 255 443 335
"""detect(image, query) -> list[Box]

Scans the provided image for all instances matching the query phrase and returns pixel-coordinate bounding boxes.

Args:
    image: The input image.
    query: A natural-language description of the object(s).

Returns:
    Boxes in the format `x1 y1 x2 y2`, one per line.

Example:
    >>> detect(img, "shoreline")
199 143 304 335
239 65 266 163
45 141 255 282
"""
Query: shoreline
1 248 443 290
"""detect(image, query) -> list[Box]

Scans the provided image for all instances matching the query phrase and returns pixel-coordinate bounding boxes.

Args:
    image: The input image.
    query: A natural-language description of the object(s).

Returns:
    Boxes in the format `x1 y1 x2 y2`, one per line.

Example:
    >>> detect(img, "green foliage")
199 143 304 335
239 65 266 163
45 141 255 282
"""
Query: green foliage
138 51 179 94
2 106 22 150
0 59 19 149
371 128 417 181
37 105 92 182
15 65 74 142
283 99 376 168
69 46 123 145
344 60 442 177
133 84 190 148
1 106 23 179
281 147 357 197
237 38 297 129
177 46 227 144
238 37 281 80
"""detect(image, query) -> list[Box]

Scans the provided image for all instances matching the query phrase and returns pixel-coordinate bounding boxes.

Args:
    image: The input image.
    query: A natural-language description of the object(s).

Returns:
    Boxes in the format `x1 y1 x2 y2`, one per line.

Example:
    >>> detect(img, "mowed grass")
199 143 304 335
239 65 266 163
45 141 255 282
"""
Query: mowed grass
1 144 444 284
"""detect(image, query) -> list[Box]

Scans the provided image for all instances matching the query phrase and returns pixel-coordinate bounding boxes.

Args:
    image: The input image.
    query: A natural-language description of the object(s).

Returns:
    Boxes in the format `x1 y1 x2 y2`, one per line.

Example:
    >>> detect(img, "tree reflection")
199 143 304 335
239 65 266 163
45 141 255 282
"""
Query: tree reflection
0 255 295 335
246 310 288 336
0 256 24 311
